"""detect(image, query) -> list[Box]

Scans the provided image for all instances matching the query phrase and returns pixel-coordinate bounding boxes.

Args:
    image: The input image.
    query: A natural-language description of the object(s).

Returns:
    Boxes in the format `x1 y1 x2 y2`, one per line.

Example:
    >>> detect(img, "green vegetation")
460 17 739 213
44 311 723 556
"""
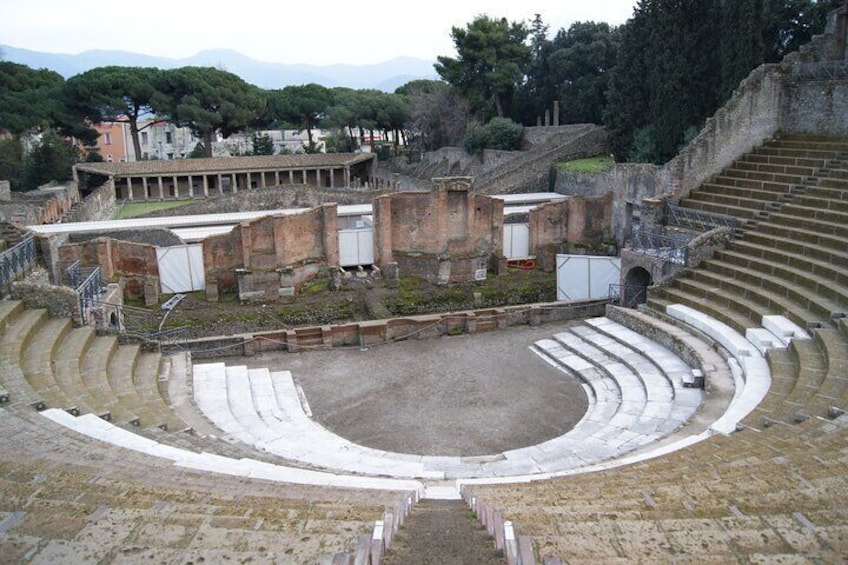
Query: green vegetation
556 155 614 174
116 200 193 219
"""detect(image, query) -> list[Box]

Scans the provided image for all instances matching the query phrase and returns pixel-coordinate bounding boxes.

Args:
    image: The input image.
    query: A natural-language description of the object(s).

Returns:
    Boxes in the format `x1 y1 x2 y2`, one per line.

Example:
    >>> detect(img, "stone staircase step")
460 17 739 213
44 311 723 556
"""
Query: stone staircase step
133 351 185 431
20 318 73 410
691 266 843 327
382 499 507 565
0 309 53 408
51 327 99 416
0 299 24 333
708 252 848 307
726 240 848 287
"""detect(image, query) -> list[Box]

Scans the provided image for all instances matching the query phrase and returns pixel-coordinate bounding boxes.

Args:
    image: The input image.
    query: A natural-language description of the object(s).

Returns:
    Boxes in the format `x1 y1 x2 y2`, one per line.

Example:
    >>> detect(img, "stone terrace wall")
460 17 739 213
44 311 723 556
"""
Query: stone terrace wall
781 62 848 136
63 178 119 223
11 281 82 325
0 184 80 225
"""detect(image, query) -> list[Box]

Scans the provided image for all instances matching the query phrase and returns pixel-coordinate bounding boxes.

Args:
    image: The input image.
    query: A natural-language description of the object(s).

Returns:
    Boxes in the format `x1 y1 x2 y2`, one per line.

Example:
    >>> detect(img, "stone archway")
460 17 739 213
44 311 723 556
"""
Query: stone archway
623 266 652 308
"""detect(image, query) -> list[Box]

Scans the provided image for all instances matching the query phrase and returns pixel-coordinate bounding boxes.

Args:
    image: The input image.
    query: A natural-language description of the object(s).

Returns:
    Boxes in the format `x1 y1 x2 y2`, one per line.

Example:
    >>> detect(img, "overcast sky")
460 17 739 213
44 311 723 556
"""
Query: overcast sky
2 0 638 65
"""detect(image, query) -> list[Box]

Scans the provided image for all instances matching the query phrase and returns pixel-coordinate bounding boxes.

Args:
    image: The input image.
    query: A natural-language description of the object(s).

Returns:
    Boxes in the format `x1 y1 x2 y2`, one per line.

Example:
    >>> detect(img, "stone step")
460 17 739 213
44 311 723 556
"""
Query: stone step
20 318 73 410
812 329 848 413
51 327 99 416
741 152 829 169
709 251 848 307
652 285 756 335
723 166 815 183
743 228 845 264
133 351 186 431
688 189 775 211
698 181 794 202
752 145 840 161
0 309 50 408
382 499 507 565
692 264 844 325
730 158 818 178
0 299 24 334
726 240 848 287
793 192 848 214
680 273 831 330
106 342 163 428
772 205 848 238
678 199 759 221
712 173 801 192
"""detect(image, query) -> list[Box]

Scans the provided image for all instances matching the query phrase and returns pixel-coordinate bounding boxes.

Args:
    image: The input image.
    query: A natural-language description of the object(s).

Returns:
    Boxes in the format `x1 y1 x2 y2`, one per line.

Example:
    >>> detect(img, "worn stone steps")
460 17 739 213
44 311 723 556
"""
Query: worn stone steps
688 188 777 211
131 351 188 432
708 251 848 308
726 240 848 287
0 310 53 408
650 285 757 335
677 198 761 220
692 264 844 325
698 181 795 202
19 318 74 410
742 228 844 265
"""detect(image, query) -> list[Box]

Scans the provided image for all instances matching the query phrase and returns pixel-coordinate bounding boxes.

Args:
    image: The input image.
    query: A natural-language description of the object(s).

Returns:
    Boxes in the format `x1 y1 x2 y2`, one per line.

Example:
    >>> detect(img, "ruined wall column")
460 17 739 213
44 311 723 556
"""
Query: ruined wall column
126 178 133 201
321 204 340 266
157 176 164 200
142 177 149 200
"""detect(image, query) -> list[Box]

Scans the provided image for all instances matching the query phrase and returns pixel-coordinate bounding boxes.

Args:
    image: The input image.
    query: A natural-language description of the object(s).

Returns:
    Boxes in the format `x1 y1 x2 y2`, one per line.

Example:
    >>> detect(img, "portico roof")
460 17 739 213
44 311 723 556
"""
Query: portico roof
75 153 376 177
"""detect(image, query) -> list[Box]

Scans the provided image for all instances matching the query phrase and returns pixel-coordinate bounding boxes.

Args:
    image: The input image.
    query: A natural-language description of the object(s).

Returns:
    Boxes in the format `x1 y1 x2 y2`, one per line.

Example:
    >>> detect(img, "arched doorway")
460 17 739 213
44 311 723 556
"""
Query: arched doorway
623 266 652 308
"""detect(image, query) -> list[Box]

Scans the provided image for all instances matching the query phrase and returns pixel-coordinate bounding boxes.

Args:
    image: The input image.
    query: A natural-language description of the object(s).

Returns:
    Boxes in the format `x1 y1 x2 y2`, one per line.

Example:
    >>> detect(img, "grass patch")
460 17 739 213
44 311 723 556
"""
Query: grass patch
556 154 614 174
116 200 193 219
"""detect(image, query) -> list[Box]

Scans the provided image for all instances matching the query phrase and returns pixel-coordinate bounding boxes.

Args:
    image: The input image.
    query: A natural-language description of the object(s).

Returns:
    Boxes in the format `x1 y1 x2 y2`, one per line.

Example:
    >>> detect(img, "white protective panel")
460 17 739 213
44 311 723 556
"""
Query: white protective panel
556 255 621 301
338 228 374 267
157 244 205 294
503 223 530 260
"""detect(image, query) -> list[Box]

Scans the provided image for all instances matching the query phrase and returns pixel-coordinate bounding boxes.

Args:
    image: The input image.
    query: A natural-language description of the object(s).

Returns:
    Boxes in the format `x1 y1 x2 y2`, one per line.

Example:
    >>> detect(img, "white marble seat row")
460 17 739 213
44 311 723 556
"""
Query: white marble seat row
39 407 425 494
665 303 772 435
191 324 708 479
529 322 702 463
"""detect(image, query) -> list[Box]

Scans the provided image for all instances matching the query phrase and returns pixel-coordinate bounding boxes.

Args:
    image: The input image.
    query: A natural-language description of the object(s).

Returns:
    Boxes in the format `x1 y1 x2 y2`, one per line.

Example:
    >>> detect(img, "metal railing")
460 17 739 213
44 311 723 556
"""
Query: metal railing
0 235 37 296
667 204 737 236
64 261 103 324
608 284 648 309
629 227 691 266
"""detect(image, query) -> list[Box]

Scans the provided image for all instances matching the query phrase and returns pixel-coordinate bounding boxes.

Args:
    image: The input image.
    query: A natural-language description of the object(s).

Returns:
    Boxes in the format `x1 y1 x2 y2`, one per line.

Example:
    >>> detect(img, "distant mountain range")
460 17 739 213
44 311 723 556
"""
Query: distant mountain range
0 45 439 92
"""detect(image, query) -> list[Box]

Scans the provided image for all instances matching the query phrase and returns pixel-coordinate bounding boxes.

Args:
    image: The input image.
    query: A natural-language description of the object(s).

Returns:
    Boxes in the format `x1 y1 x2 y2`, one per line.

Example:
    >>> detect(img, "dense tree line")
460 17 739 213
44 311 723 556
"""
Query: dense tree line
0 0 839 191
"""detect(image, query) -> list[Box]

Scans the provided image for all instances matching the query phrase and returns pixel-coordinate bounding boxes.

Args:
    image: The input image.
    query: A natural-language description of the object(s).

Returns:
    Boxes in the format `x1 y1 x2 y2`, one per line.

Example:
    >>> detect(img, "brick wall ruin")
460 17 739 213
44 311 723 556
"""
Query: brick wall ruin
58 238 160 304
203 204 339 301
372 177 505 285
529 194 614 271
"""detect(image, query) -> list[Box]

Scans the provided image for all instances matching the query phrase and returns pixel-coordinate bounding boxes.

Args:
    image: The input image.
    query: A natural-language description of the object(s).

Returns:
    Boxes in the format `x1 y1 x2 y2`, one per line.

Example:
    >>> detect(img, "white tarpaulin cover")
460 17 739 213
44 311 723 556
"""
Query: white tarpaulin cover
338 228 374 267
157 245 205 293
503 223 530 259
556 255 621 301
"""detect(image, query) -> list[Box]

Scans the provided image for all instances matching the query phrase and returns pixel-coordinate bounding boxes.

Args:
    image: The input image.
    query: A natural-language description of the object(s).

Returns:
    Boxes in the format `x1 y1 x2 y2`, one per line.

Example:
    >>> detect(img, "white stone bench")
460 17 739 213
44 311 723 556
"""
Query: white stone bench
40 408 425 494
762 314 812 346
745 327 786 355
665 304 771 435
667 304 754 358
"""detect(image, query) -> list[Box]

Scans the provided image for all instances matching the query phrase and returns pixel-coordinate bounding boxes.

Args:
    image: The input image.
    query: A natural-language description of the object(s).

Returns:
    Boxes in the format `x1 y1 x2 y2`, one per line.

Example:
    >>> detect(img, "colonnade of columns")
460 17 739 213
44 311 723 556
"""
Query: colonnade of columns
120 166 356 201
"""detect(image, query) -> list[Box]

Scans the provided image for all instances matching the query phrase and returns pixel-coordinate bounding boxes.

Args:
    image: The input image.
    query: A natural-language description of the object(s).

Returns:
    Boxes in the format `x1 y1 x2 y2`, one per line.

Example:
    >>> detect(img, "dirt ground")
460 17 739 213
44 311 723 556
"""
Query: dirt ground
220 321 589 457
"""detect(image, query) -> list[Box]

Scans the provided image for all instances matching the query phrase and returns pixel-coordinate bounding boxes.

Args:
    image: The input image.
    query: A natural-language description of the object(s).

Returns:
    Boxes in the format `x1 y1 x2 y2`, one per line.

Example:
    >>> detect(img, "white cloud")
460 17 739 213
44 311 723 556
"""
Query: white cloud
1 0 637 65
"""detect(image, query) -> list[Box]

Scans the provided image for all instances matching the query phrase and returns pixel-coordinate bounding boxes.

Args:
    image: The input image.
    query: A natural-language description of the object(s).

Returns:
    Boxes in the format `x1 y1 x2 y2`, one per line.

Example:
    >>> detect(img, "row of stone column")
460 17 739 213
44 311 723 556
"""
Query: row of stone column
122 166 353 201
